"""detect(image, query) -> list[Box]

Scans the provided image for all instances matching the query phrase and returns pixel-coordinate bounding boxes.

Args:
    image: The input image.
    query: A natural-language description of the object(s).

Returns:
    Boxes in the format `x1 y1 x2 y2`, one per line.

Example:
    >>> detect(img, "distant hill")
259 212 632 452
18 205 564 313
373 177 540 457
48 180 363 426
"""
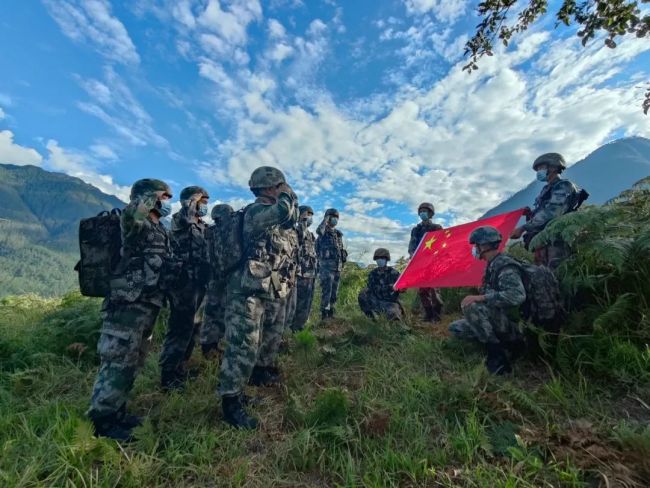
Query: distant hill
482 137 650 218
0 164 125 297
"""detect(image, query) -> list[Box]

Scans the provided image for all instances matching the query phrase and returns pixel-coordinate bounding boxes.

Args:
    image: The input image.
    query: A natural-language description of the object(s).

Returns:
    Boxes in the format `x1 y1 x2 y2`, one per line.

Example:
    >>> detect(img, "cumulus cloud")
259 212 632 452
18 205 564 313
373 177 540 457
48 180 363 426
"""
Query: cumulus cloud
90 143 118 160
403 0 468 23
0 131 43 166
198 0 262 46
45 140 130 200
43 0 140 64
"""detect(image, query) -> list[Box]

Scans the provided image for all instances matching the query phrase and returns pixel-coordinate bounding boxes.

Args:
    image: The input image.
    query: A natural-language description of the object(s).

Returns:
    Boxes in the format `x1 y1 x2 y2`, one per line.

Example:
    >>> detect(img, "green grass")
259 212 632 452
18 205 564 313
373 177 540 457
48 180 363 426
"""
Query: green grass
1 285 649 487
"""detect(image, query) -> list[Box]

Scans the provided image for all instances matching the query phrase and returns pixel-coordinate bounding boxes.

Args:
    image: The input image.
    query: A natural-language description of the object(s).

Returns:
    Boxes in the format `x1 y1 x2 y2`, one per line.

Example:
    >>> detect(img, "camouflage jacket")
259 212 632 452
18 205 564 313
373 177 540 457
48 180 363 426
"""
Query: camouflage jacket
171 203 208 283
297 223 318 278
232 192 297 298
111 193 171 306
316 222 346 271
280 227 300 284
481 254 526 309
408 220 443 256
522 177 578 236
367 266 401 302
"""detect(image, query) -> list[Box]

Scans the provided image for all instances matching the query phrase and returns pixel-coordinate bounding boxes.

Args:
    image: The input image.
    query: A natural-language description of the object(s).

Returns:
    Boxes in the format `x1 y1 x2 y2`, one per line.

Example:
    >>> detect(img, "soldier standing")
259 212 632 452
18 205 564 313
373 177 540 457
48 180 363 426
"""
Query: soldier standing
408 202 444 323
286 205 318 331
449 226 526 375
358 248 403 321
159 186 210 391
87 179 173 441
217 166 297 429
316 208 346 320
200 204 234 358
510 153 579 270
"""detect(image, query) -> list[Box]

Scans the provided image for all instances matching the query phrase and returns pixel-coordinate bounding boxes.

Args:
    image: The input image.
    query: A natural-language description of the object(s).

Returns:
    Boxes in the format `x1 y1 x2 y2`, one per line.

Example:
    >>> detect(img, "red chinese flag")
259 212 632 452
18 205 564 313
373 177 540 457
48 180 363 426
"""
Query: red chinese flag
394 208 526 290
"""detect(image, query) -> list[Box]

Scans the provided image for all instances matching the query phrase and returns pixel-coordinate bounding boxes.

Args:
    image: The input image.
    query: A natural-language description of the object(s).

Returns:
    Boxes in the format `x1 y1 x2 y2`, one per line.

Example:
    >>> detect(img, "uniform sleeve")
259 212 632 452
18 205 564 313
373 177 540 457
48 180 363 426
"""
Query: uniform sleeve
408 227 419 256
484 266 526 308
121 194 156 243
248 192 295 230
523 181 576 232
173 201 197 229
316 219 328 236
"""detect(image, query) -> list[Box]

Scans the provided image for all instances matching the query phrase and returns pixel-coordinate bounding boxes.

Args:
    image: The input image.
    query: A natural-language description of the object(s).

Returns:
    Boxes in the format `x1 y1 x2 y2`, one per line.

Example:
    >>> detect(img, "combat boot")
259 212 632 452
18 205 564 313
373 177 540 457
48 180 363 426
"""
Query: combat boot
89 411 135 442
330 307 336 319
201 342 220 359
160 369 186 392
222 395 258 429
321 309 329 321
486 343 512 375
249 365 281 386
116 403 143 429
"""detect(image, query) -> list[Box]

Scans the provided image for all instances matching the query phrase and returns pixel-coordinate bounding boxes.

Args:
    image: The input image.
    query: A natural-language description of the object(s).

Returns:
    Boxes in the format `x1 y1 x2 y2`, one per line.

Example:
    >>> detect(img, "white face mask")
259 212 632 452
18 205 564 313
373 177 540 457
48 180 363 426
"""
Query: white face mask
471 246 481 260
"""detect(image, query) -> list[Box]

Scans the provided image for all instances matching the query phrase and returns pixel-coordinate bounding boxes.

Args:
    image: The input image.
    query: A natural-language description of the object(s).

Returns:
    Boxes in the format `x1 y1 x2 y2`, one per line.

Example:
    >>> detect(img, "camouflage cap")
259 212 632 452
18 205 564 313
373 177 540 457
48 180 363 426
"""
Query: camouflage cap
533 153 566 171
211 203 234 221
325 208 340 218
469 226 503 246
373 248 391 260
130 178 172 200
418 202 435 215
299 205 314 215
180 186 209 201
248 166 286 189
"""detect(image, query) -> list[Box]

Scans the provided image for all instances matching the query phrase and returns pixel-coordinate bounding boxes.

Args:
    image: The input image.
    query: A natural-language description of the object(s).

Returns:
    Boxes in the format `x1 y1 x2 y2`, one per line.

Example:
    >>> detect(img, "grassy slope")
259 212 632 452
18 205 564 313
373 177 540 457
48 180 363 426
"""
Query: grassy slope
1 274 649 487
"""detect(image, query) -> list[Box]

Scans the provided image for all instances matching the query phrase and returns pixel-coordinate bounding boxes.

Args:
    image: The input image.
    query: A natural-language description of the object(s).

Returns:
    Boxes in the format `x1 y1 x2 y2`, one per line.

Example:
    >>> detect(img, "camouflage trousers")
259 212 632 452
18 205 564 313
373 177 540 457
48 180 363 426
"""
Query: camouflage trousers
286 276 316 331
418 288 443 320
88 298 160 418
200 280 227 347
534 242 570 271
159 281 206 376
448 302 522 345
358 288 403 321
319 267 341 313
217 292 284 397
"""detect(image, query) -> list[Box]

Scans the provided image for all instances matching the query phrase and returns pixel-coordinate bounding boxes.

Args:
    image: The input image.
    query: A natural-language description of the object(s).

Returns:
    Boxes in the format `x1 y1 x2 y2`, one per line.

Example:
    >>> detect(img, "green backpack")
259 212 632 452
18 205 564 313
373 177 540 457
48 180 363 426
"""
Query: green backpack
207 206 250 284
75 208 123 297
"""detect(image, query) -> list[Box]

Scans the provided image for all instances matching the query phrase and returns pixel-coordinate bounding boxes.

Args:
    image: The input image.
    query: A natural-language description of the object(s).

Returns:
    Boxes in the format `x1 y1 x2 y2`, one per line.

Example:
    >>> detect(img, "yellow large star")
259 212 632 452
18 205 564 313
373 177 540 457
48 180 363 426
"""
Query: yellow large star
424 236 437 249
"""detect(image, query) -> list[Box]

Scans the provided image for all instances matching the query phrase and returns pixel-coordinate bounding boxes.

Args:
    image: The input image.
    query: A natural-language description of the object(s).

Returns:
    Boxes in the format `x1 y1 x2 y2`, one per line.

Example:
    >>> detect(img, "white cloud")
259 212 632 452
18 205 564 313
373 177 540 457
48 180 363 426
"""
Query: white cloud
90 143 117 160
403 0 468 23
76 67 168 147
43 0 140 64
0 107 5 120
198 0 262 47
0 131 43 166
45 140 130 201
268 18 287 39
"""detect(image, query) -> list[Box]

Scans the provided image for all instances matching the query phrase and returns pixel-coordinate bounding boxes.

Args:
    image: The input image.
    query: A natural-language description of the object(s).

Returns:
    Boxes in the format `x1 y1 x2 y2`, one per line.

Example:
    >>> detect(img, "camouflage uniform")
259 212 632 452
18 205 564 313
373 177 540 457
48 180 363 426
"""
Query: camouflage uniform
88 182 171 425
217 191 296 397
409 219 444 321
316 213 346 318
286 218 318 331
159 190 209 385
523 177 577 270
358 266 403 321
449 253 526 344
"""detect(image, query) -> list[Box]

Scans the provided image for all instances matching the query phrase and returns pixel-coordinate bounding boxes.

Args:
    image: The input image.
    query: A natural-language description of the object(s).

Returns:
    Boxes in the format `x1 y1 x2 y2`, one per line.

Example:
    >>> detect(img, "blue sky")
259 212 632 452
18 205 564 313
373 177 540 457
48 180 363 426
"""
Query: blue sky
1 0 649 260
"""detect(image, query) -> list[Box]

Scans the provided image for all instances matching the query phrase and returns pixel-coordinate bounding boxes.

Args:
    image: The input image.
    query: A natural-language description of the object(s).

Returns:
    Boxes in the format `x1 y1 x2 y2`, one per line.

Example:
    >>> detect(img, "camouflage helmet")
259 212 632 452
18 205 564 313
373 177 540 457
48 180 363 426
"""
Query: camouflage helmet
248 166 286 190
532 153 566 171
325 208 340 218
211 203 234 221
299 205 314 215
373 248 391 260
180 185 209 201
130 178 172 200
418 202 435 215
469 226 502 246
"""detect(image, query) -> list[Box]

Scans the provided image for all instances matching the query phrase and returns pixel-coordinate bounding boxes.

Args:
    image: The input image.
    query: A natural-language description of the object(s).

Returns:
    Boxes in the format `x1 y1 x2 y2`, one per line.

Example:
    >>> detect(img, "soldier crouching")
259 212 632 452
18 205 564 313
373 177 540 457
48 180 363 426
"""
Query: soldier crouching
87 179 173 442
358 248 404 321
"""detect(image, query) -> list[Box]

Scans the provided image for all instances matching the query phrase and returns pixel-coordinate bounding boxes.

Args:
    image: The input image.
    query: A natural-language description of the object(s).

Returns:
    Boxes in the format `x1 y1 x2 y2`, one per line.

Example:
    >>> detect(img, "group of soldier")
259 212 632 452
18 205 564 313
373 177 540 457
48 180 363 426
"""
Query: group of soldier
86 152 579 441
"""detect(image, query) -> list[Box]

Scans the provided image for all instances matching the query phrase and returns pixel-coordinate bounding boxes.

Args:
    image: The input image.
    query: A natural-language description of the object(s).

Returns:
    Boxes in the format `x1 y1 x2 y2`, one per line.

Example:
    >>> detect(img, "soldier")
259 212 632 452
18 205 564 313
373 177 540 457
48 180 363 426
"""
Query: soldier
200 204 234 358
286 205 318 331
408 202 444 323
217 166 297 429
159 186 210 391
316 208 347 320
510 153 579 270
87 179 173 441
358 248 403 321
448 226 526 375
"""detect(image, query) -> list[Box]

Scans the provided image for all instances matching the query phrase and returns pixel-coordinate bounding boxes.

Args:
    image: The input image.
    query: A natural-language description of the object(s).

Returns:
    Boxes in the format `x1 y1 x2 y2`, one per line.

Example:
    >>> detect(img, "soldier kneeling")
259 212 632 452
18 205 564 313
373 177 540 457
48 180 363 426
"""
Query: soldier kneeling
448 226 526 375
358 248 404 321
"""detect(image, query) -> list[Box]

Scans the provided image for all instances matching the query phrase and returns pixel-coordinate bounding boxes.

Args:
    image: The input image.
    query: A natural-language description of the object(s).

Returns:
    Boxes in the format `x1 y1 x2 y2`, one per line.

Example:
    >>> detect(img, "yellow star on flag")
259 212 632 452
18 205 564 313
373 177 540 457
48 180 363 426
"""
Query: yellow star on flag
424 236 437 249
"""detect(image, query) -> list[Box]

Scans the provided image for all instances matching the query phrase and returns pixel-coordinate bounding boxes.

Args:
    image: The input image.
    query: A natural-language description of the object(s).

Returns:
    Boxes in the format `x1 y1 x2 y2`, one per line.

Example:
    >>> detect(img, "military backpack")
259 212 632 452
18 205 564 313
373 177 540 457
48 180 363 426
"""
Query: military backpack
207 206 249 283
75 208 123 297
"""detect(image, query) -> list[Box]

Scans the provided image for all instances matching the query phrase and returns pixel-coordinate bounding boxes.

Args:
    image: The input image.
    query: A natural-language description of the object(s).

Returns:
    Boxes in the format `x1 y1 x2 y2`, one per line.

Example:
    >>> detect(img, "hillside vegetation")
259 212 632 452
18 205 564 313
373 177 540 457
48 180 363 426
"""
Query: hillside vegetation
0 181 649 487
